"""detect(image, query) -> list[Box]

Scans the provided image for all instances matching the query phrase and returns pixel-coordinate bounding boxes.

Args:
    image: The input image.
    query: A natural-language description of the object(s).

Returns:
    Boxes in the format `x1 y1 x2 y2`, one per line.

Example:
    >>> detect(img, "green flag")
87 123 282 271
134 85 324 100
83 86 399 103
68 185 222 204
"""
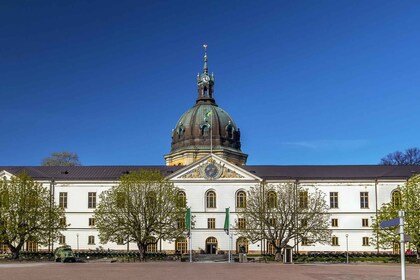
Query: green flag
224 207 229 235
186 208 191 231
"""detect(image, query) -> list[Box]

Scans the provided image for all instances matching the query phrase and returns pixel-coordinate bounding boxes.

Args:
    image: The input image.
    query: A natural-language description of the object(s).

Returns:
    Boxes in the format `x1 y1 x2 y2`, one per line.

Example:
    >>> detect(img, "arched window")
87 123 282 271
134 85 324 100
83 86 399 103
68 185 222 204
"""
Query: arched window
200 123 210 136
391 190 401 208
206 191 216 208
236 191 246 208
146 237 157 253
177 191 186 207
175 237 188 254
236 237 249 253
267 191 277 208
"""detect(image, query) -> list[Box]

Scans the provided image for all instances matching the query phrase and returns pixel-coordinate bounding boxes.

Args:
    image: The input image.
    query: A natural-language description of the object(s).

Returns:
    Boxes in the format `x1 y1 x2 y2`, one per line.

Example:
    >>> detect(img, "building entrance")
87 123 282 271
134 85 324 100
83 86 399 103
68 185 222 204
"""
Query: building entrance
205 237 218 254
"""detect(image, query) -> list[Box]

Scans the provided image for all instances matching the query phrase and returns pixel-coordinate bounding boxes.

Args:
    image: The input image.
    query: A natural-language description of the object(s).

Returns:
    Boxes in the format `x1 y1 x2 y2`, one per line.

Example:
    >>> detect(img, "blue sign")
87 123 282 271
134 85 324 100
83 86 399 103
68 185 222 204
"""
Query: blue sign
380 218 400 228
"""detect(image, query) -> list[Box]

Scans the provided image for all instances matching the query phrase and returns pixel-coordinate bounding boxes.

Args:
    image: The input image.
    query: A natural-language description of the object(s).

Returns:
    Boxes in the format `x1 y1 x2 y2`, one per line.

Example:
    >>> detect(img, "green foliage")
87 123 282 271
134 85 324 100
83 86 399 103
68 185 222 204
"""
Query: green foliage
237 181 331 261
0 173 66 258
94 170 187 261
42 152 81 166
372 174 420 258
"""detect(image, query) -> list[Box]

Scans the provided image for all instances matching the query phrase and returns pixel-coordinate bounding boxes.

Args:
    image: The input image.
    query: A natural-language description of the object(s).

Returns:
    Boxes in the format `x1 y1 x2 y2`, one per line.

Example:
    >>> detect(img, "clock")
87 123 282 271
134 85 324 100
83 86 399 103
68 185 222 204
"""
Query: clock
202 75 210 82
204 163 219 179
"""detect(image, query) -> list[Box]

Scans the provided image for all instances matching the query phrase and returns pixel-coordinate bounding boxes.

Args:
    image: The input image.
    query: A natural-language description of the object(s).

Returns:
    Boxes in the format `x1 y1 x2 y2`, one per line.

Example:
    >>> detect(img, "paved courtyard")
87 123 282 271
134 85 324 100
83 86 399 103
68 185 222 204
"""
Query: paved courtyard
1 262 419 280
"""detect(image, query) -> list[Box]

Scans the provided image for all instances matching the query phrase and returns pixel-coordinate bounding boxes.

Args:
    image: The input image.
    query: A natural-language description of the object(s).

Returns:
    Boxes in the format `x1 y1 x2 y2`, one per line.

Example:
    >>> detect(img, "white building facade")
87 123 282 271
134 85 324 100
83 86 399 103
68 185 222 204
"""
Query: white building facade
2 156 419 254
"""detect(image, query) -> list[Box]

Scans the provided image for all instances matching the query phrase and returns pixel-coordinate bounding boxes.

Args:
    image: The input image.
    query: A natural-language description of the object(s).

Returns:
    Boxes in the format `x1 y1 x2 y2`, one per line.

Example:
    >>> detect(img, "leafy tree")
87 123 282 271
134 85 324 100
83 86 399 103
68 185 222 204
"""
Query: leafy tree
380 148 420 165
236 181 331 261
42 152 81 166
0 173 66 259
94 170 187 261
372 174 420 261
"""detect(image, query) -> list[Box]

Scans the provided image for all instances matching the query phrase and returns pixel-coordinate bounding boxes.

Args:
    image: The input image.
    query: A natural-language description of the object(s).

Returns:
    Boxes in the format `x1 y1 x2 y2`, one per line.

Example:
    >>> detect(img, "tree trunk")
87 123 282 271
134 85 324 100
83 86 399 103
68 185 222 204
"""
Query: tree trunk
9 244 21 260
137 243 146 262
274 249 283 262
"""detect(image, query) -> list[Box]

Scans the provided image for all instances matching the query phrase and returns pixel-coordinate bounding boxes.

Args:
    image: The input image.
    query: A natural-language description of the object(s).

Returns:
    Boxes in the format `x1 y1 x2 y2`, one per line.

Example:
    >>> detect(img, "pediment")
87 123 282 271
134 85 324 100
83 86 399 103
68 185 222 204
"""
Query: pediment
167 154 261 181
0 170 14 180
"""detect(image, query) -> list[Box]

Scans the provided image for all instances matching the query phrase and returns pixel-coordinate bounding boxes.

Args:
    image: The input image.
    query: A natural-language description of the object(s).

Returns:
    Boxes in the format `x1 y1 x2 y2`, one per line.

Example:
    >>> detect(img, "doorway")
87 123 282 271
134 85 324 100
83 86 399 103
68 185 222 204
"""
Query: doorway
205 237 218 254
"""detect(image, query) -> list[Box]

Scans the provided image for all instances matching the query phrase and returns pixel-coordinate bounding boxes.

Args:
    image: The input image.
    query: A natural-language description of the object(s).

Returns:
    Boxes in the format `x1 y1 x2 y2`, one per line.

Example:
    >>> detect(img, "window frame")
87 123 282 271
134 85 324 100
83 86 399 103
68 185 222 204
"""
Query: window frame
206 191 216 208
330 192 338 209
88 192 97 209
236 191 247 208
207 218 216 229
59 192 68 208
360 192 369 209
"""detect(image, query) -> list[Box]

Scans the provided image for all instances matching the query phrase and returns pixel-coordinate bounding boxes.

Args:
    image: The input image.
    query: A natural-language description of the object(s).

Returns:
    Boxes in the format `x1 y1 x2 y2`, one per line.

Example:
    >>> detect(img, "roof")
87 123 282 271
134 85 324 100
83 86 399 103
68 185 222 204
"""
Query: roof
1 165 420 181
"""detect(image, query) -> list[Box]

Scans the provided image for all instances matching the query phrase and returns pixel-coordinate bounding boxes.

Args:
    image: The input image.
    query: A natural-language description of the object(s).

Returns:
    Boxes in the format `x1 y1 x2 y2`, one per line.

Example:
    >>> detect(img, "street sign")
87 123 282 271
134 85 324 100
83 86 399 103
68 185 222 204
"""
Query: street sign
380 218 400 228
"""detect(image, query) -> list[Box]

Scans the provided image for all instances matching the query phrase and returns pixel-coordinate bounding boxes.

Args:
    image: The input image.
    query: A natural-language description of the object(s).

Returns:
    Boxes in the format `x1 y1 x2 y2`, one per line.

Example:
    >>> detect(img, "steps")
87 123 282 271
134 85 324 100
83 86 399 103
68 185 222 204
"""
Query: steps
193 254 230 262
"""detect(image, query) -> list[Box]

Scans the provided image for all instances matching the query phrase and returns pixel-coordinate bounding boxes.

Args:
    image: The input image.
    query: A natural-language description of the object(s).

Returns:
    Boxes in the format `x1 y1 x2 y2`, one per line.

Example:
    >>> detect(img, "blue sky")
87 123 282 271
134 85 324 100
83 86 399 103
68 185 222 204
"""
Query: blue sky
1 0 419 166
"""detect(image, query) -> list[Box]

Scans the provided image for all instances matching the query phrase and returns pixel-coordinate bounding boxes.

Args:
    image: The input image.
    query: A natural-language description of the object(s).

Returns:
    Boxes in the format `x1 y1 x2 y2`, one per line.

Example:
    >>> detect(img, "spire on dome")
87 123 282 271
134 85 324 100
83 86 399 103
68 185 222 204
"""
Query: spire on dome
203 44 208 74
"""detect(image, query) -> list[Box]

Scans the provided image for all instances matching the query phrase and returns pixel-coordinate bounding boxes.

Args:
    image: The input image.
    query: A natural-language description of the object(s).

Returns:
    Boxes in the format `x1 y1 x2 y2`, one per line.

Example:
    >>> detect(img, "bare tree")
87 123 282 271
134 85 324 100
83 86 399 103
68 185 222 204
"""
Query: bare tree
94 170 187 261
380 148 420 165
42 152 81 166
0 173 66 259
237 181 331 261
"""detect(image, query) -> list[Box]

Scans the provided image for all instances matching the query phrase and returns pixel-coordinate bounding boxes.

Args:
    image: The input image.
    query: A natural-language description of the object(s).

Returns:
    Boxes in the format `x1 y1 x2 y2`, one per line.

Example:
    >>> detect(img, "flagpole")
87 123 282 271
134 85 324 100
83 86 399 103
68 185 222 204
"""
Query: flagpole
189 207 192 263
228 207 231 263
210 111 213 154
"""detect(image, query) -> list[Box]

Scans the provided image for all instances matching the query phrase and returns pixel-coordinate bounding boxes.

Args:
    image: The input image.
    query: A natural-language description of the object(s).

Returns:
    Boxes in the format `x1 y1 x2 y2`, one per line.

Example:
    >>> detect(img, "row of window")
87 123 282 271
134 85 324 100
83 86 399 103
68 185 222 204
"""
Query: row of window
58 190 402 210
331 218 369 227
59 192 96 208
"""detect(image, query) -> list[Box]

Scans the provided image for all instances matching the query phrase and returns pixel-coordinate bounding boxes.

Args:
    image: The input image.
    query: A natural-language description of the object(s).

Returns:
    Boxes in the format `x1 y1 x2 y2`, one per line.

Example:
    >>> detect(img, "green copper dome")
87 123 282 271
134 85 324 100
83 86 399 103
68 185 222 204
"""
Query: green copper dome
165 45 247 166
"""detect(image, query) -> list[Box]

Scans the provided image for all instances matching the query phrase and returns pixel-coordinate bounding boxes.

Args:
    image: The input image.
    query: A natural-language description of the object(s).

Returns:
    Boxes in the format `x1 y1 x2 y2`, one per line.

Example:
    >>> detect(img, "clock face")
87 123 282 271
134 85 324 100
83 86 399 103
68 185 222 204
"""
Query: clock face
204 163 218 178
202 75 210 82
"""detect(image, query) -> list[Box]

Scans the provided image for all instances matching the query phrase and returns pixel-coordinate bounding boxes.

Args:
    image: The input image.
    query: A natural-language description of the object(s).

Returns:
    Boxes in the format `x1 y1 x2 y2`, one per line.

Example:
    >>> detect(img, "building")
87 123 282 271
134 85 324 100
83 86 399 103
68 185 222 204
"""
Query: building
1 48 419 254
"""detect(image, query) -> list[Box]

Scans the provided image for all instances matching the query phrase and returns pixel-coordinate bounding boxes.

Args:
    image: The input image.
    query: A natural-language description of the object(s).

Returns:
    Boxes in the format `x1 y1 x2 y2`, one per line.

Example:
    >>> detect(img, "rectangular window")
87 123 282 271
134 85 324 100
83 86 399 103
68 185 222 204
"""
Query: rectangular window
59 192 68 208
26 241 38 252
330 192 338 208
331 218 338 227
362 218 369 227
89 218 95 227
59 235 66 245
300 218 308 228
299 191 308 208
301 237 309 246
208 218 215 229
0 243 9 253
360 192 369 209
88 236 95 245
238 218 246 229
331 236 339 246
362 237 369 246
117 237 124 245
88 192 97 209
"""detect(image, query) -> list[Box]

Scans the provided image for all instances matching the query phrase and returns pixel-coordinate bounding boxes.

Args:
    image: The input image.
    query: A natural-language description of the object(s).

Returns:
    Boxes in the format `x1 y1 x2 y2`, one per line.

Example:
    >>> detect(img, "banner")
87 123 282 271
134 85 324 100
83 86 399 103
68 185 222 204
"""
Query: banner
224 207 229 235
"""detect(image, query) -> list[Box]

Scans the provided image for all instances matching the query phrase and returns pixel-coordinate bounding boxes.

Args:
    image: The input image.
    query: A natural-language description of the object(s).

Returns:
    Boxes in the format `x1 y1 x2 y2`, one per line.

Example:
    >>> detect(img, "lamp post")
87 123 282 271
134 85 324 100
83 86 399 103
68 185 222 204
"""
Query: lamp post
345 234 349 264
77 233 79 257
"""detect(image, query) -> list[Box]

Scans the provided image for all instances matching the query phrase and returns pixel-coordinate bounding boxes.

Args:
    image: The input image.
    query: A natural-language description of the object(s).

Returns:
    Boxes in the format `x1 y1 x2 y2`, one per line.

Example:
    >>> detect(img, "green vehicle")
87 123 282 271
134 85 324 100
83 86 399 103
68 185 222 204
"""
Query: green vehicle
54 246 76 263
